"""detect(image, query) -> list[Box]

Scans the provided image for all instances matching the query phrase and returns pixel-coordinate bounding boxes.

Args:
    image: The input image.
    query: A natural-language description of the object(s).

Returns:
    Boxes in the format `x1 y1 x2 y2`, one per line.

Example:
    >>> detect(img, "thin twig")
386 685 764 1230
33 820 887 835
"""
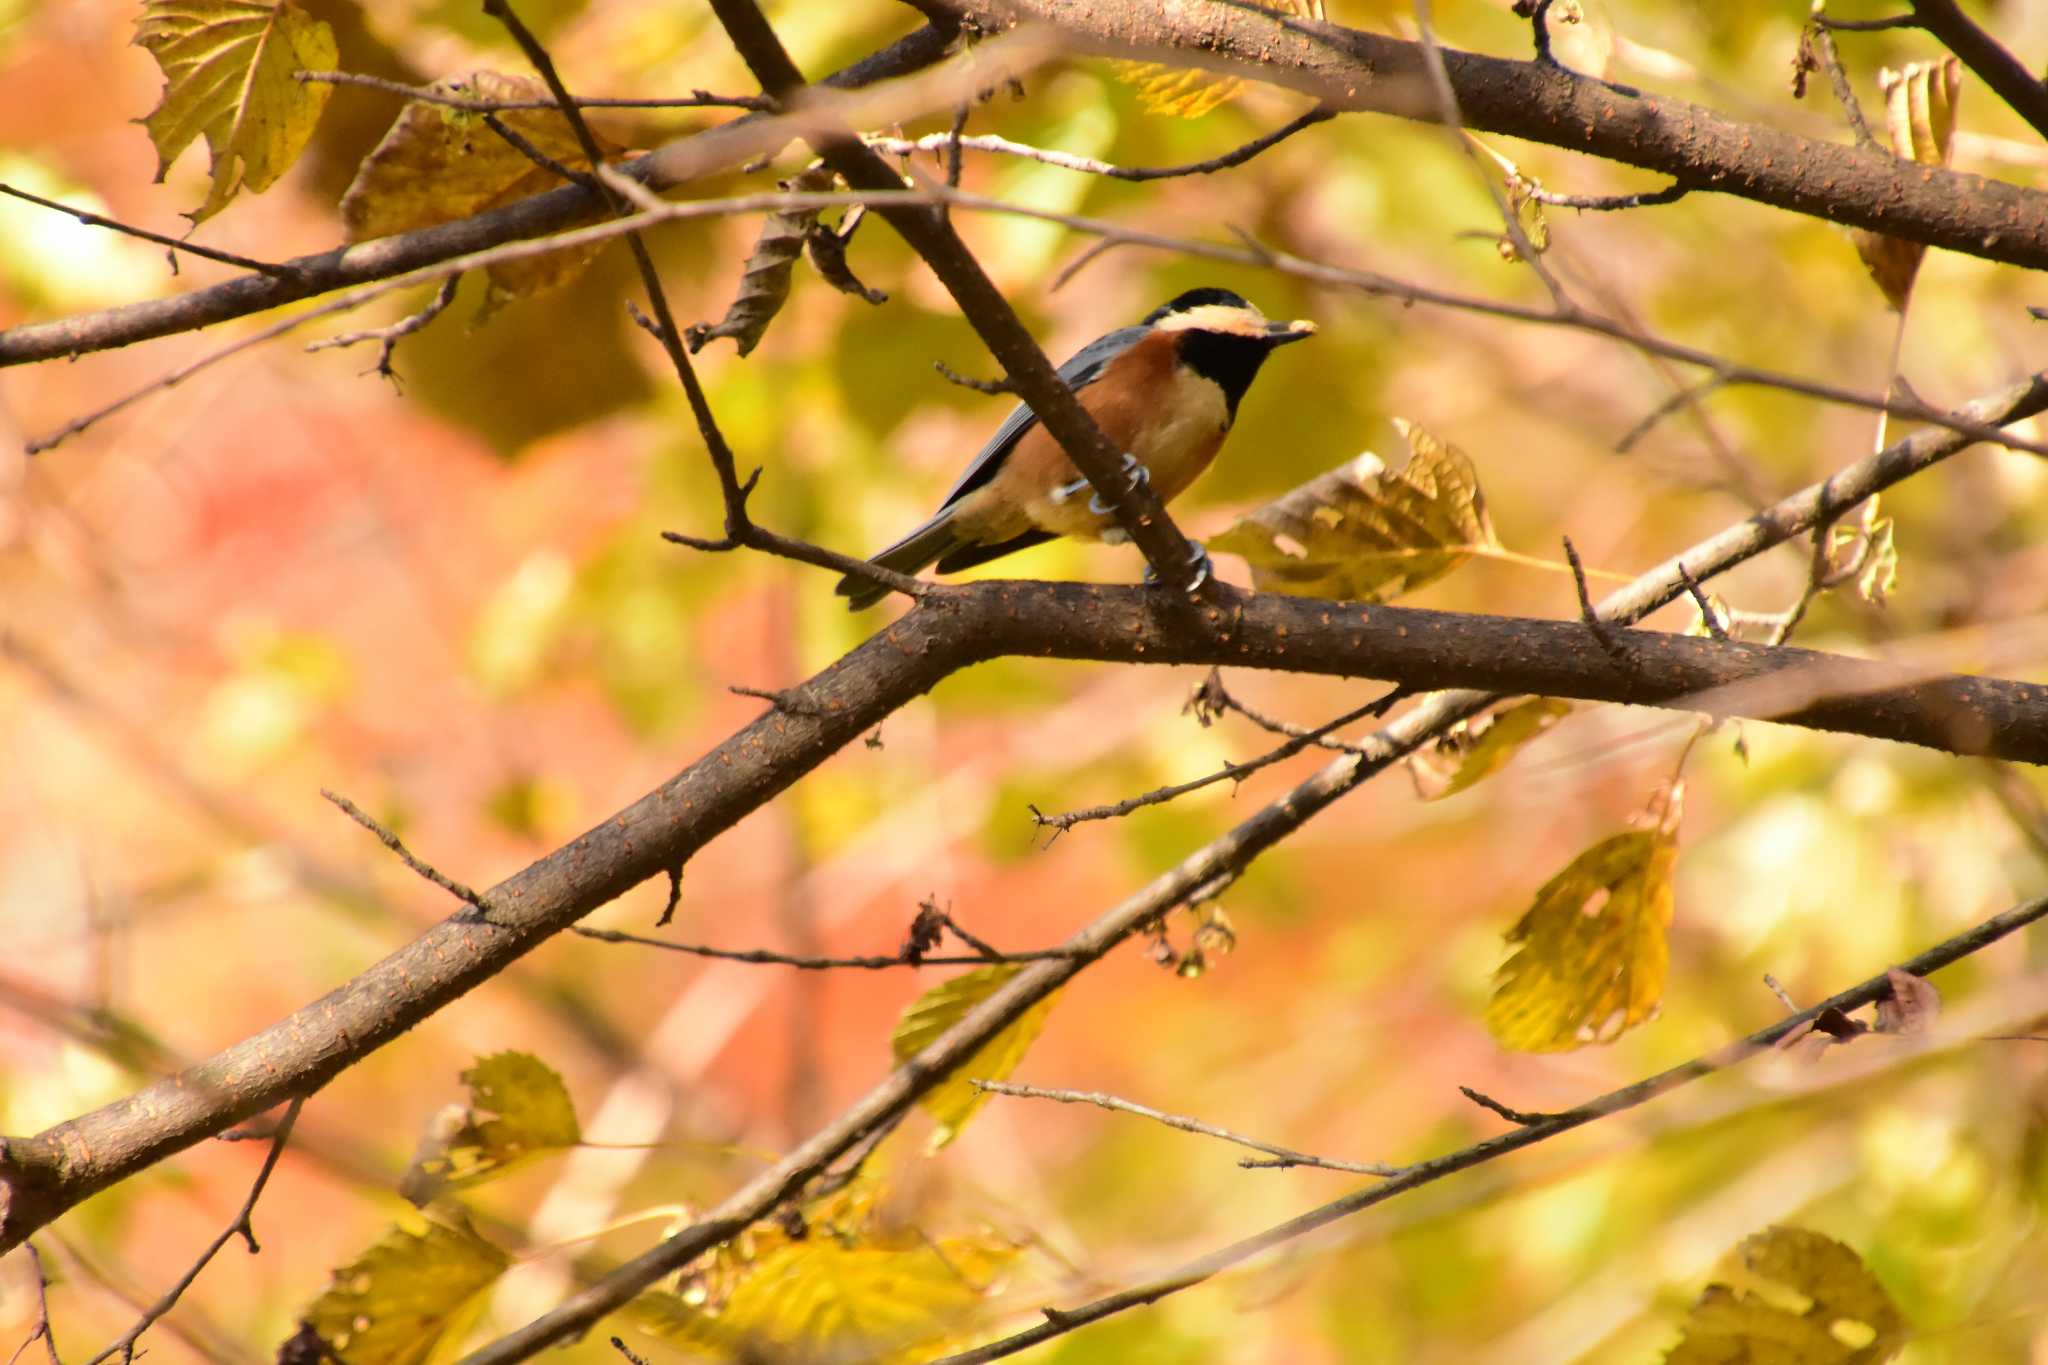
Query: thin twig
0 182 294 278
7 1242 61 1365
1189 671 1372 755
933 359 1016 395
1815 14 1920 31
83 1098 304 1365
1031 691 1395 832
1457 1085 1554 1127
927 892 2048 1363
322 789 486 910
1806 19 1883 152
974 1081 1399 1176
296 70 770 110
568 924 1080 968
1522 181 1689 211
303 275 459 383
1615 375 1727 453
864 107 1334 183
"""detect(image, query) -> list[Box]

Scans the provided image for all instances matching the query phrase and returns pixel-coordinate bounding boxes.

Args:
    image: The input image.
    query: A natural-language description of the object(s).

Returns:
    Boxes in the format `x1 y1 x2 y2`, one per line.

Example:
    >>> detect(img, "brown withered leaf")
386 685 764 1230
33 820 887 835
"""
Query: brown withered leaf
1874 966 1940 1036
135 0 337 224
341 72 624 311
1850 58 1961 312
686 166 885 357
1211 419 1495 602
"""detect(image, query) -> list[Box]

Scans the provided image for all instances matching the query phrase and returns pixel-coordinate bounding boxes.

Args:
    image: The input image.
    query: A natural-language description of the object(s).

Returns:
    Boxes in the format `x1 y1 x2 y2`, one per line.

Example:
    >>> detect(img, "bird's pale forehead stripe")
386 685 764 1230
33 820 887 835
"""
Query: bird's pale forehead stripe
1155 303 1273 336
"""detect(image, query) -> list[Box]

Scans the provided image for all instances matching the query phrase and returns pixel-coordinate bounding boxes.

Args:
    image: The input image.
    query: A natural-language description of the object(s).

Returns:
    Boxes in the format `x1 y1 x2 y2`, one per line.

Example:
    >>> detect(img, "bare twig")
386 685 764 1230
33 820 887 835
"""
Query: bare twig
933 359 1016 395
1457 1085 1554 1127
83 1098 303 1365
1905 0 2048 143
927 891 2048 1364
303 275 459 383
1522 180 1689 211
297 70 770 111
864 106 1335 182
974 1081 1399 1176
321 789 487 910
0 182 293 278
1804 17 1883 152
7 1243 61 1365
568 924 1079 968
1030 691 1395 832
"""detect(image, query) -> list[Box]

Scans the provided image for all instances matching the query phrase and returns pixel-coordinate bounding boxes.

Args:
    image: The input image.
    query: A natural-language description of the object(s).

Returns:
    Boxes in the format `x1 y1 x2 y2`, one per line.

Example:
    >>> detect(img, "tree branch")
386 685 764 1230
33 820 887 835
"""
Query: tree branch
1908 0 2048 144
4 368 2043 1254
928 0 2048 269
927 891 2048 1363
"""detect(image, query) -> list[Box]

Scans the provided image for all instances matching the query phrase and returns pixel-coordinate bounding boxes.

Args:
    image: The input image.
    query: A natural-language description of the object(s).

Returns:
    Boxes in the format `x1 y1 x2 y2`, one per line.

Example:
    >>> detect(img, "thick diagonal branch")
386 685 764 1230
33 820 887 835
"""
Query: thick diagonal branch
4 371 2043 1254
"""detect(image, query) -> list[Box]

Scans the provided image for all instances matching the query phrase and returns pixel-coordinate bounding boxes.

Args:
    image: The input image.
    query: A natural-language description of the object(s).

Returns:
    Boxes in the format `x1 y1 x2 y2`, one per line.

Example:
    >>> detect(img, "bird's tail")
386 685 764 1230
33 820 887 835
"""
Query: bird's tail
836 510 963 611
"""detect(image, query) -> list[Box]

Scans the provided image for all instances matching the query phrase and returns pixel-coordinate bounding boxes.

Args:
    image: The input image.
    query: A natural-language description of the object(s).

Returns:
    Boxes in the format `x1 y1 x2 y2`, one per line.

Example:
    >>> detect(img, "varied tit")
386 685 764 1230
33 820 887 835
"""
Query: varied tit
836 287 1316 609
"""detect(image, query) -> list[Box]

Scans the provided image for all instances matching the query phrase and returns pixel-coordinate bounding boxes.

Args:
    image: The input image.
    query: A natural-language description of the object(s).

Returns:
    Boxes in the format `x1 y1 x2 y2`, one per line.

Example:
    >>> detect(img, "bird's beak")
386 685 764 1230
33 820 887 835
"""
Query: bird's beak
1264 318 1317 346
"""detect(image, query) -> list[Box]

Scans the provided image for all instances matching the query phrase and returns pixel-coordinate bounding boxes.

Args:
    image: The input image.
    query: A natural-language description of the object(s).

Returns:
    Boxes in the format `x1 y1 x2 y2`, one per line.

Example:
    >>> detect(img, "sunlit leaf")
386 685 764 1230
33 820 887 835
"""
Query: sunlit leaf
890 964 1060 1149
341 71 624 310
1415 698 1573 801
1850 58 1960 311
1667 1226 1906 1364
1486 812 1678 1052
301 1215 509 1365
398 1051 581 1205
630 1237 1009 1364
135 0 336 223
1211 418 1496 602
1110 0 1322 117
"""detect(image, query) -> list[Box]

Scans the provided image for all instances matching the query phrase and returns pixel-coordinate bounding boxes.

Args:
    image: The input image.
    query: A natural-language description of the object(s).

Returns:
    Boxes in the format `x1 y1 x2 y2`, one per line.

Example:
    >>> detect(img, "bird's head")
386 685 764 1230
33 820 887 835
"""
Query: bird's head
1143 287 1317 348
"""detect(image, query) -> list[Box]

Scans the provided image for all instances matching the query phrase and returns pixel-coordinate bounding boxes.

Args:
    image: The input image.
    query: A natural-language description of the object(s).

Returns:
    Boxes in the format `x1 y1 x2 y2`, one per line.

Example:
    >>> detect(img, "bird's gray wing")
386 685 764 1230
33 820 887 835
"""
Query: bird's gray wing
933 324 1151 511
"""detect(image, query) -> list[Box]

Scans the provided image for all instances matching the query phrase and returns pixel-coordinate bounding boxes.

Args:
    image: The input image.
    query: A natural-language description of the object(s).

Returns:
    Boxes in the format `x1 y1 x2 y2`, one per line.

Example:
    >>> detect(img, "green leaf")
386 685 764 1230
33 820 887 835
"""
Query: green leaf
135 0 336 224
1210 419 1495 602
1417 698 1573 801
1667 1226 1906 1364
300 1215 510 1365
1486 822 1676 1052
340 71 621 309
890 964 1060 1150
398 1051 581 1205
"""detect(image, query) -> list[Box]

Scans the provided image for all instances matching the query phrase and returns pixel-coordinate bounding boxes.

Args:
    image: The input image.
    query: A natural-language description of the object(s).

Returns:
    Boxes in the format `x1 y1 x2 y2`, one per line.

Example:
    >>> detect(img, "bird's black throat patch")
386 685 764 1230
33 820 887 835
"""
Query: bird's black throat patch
1173 331 1277 419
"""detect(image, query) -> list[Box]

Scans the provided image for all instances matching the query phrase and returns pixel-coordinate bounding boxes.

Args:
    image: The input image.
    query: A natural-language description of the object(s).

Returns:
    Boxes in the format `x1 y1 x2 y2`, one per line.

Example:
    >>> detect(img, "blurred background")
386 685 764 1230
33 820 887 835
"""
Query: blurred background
4 0 2048 1359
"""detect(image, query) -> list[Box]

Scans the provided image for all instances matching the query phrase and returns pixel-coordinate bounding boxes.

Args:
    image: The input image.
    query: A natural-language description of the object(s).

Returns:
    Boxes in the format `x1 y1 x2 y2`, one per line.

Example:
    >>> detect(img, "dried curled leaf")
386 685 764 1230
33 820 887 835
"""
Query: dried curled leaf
1211 418 1495 602
1111 0 1322 117
1874 966 1940 1036
890 963 1060 1150
300 1215 510 1365
135 0 337 223
341 71 623 311
1850 59 1961 312
687 166 886 357
1414 697 1573 801
1487 803 1678 1052
1667 1226 1906 1364
398 1050 581 1205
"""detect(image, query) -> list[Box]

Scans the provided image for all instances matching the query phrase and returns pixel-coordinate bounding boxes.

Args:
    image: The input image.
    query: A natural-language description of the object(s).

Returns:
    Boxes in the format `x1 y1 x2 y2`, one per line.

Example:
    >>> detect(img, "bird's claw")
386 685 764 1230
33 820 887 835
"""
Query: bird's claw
1087 453 1149 516
1144 542 1211 595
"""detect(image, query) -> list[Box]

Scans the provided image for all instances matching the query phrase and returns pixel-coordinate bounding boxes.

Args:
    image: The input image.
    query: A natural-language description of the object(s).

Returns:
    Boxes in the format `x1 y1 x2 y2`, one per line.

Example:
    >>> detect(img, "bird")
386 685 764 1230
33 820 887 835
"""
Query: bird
835 287 1316 609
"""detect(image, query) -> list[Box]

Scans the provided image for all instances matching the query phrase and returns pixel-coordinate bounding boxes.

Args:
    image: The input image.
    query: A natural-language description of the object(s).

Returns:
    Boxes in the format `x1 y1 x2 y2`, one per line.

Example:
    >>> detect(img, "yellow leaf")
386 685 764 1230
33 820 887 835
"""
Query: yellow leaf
300 1216 509 1365
135 0 336 223
1417 698 1573 801
1486 826 1676 1052
1850 58 1961 311
1110 0 1322 117
398 1051 581 1205
890 964 1059 1150
1211 418 1496 602
1667 1226 1906 1364
630 1236 1011 1364
341 72 622 308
